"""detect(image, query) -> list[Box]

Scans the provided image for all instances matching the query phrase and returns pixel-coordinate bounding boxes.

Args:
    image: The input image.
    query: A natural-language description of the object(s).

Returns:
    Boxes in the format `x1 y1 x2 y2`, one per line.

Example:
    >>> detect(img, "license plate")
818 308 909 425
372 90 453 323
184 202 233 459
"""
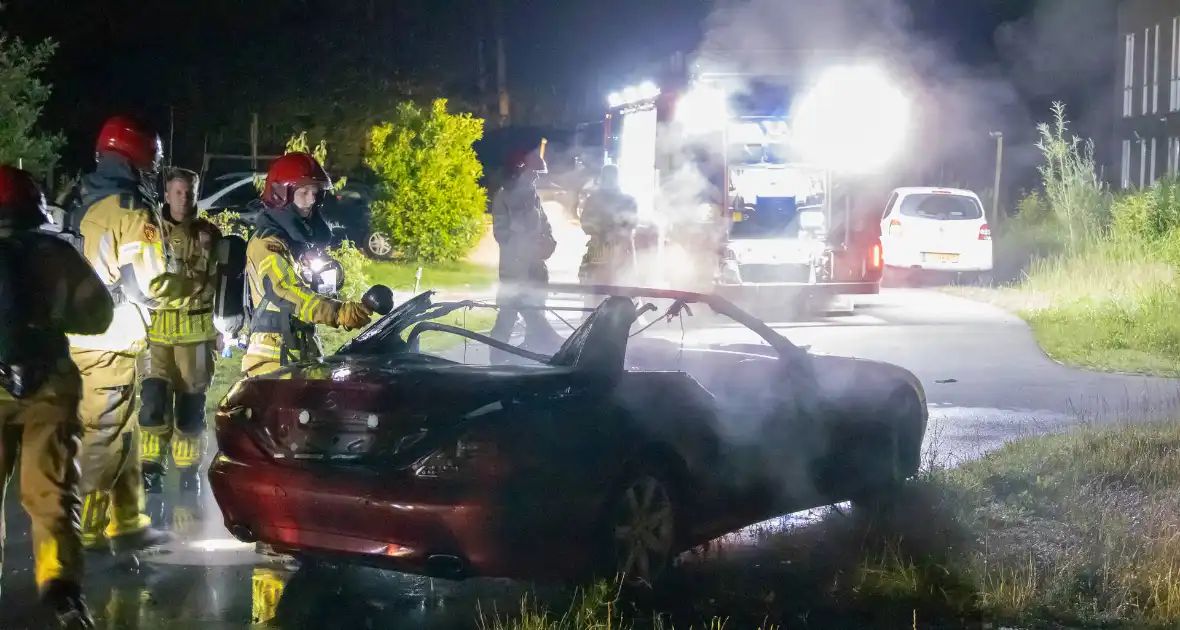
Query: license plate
732 212 744 222
923 252 960 263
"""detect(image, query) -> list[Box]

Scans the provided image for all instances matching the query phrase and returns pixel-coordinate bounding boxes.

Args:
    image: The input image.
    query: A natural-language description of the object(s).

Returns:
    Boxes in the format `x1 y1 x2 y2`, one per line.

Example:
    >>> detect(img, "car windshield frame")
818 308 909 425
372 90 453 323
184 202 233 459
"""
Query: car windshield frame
335 285 806 362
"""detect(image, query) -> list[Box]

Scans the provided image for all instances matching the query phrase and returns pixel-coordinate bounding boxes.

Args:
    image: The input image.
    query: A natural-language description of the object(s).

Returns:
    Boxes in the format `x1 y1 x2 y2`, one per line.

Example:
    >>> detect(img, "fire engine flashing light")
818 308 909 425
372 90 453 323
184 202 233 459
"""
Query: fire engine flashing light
608 80 661 108
675 84 728 132
790 63 910 175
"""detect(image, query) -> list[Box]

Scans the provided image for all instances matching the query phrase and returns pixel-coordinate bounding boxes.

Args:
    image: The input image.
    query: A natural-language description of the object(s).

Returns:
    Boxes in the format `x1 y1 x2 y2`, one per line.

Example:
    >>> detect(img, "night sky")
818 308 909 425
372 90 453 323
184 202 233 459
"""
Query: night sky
3 0 1109 181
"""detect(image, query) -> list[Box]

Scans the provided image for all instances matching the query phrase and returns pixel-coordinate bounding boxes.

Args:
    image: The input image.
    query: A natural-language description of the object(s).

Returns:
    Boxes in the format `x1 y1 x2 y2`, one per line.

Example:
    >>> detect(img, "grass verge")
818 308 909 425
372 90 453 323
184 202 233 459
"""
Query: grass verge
479 421 1180 629
948 233 1180 376
368 260 497 293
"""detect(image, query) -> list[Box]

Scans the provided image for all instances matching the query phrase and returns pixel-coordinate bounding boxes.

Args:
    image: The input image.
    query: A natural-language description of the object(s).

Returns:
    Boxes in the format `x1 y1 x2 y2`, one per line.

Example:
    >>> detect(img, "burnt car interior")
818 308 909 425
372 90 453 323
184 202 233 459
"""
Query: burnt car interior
331 288 814 410
337 290 670 378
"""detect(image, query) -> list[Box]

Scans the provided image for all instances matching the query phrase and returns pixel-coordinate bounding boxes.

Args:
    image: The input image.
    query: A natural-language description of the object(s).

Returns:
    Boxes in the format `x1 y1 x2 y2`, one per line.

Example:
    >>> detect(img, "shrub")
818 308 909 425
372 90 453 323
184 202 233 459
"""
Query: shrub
331 239 371 301
0 33 64 176
366 99 487 263
1034 102 1111 251
1111 176 1180 242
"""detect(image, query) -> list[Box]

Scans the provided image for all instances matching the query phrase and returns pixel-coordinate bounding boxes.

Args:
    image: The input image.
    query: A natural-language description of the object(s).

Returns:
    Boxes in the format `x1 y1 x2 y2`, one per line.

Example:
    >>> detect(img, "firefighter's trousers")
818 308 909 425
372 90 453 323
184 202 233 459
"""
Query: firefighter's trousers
138 340 216 471
70 348 151 548
0 368 85 591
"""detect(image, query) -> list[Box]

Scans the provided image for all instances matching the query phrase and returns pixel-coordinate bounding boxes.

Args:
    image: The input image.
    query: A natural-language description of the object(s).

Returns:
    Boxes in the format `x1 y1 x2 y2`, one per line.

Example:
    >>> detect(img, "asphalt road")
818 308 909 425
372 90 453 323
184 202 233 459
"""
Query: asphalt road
2 287 1177 629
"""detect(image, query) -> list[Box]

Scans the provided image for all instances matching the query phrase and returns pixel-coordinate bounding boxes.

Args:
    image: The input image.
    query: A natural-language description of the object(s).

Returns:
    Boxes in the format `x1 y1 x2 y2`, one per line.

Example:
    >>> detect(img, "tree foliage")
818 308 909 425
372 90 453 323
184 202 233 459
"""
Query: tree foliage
366 99 487 263
0 34 64 176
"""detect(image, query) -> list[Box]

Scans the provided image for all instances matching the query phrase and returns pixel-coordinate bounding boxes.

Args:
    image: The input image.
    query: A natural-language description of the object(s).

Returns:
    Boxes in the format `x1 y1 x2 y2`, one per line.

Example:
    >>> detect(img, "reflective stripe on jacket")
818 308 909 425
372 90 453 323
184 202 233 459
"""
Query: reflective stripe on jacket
67 193 195 353
147 217 218 345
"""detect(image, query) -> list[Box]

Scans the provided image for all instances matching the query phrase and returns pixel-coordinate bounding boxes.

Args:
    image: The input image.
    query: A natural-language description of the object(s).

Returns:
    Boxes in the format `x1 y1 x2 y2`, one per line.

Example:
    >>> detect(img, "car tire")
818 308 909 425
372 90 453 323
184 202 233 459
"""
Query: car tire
598 459 682 588
850 388 924 511
365 232 394 259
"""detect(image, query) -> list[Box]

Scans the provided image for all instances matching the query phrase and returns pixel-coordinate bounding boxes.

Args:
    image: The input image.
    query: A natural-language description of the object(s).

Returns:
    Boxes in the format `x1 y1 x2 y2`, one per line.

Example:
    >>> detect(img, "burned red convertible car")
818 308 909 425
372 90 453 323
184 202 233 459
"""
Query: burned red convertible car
209 285 927 584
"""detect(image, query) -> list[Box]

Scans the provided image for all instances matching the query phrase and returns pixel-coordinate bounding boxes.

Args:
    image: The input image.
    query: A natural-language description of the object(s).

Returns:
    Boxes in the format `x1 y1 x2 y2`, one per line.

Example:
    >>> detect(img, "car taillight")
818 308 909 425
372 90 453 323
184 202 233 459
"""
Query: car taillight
870 242 882 268
413 434 509 479
888 219 902 237
978 223 991 240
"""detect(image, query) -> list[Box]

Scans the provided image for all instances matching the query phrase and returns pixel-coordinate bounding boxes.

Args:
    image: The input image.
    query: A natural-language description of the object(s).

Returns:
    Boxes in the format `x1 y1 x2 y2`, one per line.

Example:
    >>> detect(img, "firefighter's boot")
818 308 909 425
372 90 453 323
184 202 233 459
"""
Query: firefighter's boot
179 467 201 493
79 492 111 553
110 526 172 555
41 579 95 630
138 378 171 495
141 461 165 495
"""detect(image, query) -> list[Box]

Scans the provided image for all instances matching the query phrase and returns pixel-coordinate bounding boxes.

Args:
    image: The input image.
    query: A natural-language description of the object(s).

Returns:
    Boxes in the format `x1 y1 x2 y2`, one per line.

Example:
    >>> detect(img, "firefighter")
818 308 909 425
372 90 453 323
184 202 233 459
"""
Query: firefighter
138 167 219 494
68 116 195 555
488 146 562 361
0 165 107 628
241 152 372 377
578 164 638 287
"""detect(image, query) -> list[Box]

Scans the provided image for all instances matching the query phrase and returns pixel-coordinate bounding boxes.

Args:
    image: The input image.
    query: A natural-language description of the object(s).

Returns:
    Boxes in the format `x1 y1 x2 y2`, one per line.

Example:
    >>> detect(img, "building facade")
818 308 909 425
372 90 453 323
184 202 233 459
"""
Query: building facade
1116 0 1180 189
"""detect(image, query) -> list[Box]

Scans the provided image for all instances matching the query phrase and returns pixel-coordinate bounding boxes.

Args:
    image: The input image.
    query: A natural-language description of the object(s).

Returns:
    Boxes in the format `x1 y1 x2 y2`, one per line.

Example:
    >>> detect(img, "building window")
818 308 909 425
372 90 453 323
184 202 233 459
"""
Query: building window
1127 32 1137 117
1145 27 1152 115
1141 139 1148 188
1154 24 1161 113
1123 140 1133 188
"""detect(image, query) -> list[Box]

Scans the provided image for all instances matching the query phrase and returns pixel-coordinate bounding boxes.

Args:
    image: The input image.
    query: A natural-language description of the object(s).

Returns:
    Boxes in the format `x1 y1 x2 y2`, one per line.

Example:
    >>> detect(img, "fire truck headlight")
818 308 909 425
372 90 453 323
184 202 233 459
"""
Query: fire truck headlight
799 210 824 229
791 64 911 174
676 85 728 132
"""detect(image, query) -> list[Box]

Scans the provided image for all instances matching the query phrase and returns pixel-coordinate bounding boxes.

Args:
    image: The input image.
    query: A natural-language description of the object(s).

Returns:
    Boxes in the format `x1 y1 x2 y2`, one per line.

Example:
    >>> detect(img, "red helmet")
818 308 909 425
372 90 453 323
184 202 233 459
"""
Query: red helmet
0 165 48 229
262 152 332 209
96 116 162 173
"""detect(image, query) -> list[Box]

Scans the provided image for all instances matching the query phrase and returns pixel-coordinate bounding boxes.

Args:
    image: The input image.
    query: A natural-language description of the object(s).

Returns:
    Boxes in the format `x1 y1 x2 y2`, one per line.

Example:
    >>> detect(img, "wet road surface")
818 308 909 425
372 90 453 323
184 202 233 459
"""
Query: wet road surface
3 287 1177 629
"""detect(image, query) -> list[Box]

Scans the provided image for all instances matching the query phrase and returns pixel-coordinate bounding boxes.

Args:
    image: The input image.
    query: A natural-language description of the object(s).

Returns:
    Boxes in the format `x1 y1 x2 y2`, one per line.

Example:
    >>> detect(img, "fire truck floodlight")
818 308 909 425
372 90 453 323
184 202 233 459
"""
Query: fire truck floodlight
608 81 661 108
676 84 728 132
790 64 910 175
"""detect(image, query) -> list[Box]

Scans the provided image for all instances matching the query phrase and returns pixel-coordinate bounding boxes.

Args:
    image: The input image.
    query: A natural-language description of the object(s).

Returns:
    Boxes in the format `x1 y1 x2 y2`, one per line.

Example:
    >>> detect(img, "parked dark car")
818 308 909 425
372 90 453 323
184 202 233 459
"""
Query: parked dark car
209 285 927 585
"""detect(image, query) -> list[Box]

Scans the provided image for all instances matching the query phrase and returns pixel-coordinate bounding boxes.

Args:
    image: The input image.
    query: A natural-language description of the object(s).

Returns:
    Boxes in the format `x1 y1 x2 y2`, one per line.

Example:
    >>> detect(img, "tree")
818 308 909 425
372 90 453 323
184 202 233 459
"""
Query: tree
366 99 487 263
0 34 64 176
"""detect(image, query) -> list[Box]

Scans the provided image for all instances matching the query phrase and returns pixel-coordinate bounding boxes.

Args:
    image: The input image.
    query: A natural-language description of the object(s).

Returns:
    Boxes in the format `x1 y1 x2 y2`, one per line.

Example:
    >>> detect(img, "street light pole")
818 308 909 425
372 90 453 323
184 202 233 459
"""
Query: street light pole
989 131 1004 224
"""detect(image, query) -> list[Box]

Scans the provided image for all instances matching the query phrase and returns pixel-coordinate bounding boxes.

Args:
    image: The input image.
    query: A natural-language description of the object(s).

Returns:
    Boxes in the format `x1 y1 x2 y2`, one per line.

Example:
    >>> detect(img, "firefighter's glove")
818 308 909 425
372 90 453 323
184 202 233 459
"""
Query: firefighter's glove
336 302 374 331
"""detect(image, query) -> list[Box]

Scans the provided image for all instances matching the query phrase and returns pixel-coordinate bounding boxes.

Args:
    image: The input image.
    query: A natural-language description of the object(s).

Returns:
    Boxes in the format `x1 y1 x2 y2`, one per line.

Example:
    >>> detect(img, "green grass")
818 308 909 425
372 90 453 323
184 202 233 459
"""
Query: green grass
476 421 1180 629
368 260 497 293
950 231 1180 376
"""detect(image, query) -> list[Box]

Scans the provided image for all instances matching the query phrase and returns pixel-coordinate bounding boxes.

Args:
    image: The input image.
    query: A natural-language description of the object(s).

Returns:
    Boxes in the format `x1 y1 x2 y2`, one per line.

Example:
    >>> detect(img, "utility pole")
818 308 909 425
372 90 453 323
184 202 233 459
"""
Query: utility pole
250 113 260 171
476 9 488 115
492 0 510 126
989 131 1004 224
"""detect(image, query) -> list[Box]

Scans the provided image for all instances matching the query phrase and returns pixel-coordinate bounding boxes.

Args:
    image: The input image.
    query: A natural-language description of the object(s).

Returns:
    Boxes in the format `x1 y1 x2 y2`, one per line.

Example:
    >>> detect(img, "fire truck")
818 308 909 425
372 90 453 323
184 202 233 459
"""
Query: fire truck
597 56 908 314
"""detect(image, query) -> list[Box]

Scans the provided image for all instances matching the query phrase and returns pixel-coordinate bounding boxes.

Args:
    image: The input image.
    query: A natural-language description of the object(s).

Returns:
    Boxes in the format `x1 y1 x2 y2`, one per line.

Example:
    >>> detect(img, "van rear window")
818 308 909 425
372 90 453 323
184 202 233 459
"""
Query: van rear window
898 194 983 220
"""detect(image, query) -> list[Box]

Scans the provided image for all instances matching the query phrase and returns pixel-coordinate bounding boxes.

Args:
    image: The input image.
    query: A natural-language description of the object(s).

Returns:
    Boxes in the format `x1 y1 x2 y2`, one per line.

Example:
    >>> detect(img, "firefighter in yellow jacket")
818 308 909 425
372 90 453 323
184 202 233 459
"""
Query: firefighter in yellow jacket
242 153 372 377
68 116 197 554
139 168 219 494
0 166 107 628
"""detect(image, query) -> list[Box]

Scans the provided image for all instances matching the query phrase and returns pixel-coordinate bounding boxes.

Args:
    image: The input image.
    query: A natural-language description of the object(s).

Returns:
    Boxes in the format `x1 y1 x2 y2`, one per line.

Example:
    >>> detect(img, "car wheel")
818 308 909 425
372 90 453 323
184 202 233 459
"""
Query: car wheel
366 232 393 259
604 466 679 587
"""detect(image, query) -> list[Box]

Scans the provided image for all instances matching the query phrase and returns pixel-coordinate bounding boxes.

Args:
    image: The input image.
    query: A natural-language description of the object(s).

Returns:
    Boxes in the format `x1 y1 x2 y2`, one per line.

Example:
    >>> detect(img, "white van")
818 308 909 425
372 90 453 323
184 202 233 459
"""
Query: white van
879 187 993 281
